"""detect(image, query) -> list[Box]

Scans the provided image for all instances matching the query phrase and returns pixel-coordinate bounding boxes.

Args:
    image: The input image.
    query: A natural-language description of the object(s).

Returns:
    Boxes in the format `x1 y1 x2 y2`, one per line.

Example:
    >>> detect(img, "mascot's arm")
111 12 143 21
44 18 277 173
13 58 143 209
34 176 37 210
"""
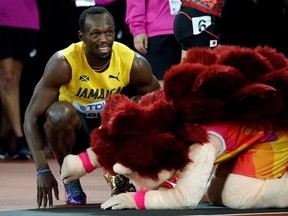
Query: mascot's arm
60 147 99 184
101 135 222 210
145 135 221 209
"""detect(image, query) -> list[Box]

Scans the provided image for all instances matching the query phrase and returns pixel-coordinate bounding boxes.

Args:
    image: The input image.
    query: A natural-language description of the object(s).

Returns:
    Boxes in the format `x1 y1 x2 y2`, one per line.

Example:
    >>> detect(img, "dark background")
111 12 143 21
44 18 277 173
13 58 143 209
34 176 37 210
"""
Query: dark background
20 0 288 122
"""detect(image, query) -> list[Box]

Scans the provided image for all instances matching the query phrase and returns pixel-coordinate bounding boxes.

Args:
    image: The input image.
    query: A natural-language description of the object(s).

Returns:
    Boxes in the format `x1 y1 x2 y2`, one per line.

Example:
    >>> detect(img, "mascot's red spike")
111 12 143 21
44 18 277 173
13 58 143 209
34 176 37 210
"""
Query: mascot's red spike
61 45 288 210
192 65 246 99
182 47 218 65
229 83 284 130
100 94 134 129
218 46 274 80
163 63 205 102
255 46 288 70
258 68 288 88
139 89 165 106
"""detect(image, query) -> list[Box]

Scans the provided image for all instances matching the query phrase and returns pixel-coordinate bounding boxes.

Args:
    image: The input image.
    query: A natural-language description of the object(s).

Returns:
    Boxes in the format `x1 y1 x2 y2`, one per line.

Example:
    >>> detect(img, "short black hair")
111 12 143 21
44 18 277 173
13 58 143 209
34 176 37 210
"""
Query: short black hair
79 6 114 32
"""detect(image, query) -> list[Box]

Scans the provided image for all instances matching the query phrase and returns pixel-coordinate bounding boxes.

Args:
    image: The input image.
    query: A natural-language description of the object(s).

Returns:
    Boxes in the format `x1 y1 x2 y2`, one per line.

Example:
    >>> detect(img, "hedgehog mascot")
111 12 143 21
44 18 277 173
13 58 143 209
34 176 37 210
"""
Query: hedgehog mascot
60 45 288 210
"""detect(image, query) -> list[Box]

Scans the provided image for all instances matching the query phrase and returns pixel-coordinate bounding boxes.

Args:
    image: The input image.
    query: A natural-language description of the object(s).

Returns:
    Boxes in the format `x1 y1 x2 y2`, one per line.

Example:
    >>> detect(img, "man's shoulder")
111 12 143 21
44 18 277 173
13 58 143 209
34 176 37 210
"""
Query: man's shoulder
112 42 135 62
113 41 134 53
61 42 83 54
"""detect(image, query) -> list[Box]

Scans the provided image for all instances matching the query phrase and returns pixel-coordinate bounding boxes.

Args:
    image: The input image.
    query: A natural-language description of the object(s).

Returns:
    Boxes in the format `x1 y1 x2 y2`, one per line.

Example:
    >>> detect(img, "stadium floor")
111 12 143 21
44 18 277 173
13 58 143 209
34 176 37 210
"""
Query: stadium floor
1 158 288 216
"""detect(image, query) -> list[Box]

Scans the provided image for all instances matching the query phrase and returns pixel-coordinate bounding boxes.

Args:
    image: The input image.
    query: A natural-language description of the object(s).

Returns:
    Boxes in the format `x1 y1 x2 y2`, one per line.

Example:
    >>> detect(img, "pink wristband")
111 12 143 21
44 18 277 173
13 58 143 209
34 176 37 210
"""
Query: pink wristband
134 190 146 209
79 151 95 173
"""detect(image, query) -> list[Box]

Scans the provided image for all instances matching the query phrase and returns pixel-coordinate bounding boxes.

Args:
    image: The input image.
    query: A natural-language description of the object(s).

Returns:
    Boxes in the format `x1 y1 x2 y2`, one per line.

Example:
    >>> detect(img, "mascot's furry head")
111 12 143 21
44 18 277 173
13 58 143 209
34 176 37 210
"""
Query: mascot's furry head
91 45 288 179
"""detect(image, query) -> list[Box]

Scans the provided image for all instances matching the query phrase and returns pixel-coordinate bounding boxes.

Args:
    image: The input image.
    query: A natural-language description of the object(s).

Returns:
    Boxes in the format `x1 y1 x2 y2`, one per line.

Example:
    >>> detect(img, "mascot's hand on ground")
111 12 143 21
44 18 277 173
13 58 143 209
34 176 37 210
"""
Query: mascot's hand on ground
60 154 86 184
101 192 136 210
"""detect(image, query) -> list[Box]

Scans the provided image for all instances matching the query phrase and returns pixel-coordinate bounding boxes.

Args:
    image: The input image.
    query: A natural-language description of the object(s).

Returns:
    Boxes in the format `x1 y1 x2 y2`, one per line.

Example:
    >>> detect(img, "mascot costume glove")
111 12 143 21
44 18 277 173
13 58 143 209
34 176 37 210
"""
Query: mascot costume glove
101 192 136 210
61 147 97 184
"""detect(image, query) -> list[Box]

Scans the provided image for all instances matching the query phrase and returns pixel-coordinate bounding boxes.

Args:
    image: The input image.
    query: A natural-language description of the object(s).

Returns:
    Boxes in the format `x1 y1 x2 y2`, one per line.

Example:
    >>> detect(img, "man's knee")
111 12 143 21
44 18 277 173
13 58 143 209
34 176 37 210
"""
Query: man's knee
45 101 79 131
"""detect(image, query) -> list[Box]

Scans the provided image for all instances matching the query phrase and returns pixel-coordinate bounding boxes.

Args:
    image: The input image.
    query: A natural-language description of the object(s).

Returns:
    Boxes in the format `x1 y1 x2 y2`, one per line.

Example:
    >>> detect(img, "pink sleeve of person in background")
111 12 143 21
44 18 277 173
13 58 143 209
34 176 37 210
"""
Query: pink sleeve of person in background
0 0 40 30
125 0 146 37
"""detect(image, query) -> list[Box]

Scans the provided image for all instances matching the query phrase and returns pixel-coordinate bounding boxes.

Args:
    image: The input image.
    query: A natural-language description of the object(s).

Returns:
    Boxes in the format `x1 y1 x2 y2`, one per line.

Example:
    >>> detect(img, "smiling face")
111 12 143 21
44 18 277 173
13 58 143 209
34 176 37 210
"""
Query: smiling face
80 13 115 62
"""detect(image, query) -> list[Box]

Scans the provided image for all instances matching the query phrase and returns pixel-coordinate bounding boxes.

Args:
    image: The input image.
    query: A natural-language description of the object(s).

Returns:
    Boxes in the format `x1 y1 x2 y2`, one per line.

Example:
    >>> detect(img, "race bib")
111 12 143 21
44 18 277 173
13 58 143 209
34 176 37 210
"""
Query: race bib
73 100 105 119
192 16 211 35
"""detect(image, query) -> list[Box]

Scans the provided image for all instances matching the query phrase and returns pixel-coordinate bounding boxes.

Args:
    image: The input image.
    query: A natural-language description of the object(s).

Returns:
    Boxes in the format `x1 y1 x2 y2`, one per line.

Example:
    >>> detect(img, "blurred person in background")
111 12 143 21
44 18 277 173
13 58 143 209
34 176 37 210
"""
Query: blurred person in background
0 0 40 160
125 0 182 87
173 0 222 59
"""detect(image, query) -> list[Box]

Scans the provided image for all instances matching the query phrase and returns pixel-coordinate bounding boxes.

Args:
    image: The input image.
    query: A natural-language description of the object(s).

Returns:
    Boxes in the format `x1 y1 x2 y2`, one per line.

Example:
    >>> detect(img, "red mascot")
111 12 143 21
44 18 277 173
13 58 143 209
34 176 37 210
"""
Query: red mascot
61 45 288 210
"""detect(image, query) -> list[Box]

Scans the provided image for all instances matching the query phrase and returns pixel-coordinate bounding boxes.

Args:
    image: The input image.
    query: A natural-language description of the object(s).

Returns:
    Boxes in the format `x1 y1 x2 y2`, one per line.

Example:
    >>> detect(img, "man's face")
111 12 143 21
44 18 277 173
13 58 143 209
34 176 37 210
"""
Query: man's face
82 13 115 61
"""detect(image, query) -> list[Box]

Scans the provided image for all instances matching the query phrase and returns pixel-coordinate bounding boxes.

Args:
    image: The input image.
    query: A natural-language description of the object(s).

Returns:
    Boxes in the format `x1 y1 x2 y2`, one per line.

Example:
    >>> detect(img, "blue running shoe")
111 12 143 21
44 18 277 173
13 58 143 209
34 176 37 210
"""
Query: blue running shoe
64 179 87 205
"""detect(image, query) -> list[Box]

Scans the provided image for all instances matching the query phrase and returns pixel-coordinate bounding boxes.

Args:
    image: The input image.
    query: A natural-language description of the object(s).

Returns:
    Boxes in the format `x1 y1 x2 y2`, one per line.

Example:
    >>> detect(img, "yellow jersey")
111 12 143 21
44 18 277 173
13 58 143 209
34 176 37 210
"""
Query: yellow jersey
58 41 135 119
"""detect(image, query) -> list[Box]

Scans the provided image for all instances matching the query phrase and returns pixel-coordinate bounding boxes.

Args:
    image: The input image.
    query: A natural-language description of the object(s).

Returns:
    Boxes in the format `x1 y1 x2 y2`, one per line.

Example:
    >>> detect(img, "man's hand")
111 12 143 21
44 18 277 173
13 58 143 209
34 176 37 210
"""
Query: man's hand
101 192 136 210
37 172 59 208
133 33 148 55
60 154 86 184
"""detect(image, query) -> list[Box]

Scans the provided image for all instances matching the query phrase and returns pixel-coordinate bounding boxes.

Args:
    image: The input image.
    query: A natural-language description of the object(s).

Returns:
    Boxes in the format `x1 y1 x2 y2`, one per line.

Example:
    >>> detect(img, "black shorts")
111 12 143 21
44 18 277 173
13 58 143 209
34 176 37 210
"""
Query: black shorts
0 26 39 61
174 6 221 50
145 35 181 80
71 112 101 154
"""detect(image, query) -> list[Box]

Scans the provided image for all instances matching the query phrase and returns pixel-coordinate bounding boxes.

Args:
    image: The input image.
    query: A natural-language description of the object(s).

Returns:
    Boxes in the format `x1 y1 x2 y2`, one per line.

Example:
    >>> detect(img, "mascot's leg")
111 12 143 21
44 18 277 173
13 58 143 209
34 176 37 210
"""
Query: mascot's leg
220 172 288 209
207 161 235 206
104 173 136 196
